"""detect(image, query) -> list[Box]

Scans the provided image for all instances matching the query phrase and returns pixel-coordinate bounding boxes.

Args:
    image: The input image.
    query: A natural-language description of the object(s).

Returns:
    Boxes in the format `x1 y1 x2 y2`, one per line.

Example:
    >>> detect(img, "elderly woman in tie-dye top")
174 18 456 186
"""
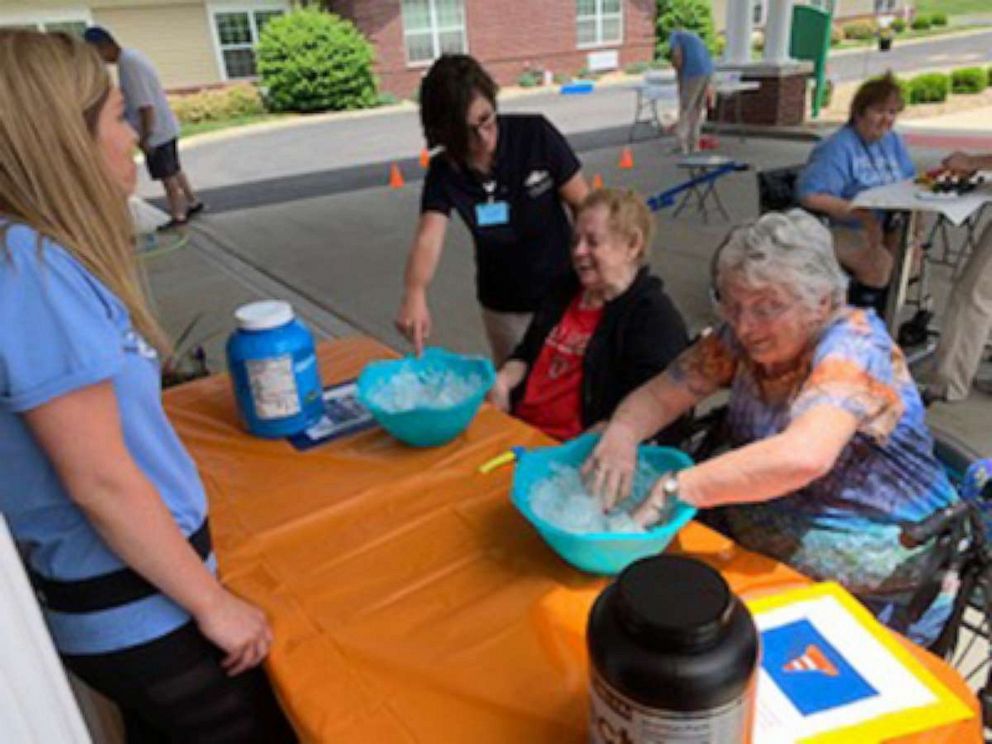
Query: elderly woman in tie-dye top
584 210 958 645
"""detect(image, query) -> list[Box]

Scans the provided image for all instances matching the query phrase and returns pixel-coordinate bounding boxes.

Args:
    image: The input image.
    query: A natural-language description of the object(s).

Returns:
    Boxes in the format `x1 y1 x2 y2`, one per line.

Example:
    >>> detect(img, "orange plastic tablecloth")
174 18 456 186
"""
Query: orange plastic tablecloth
164 337 981 744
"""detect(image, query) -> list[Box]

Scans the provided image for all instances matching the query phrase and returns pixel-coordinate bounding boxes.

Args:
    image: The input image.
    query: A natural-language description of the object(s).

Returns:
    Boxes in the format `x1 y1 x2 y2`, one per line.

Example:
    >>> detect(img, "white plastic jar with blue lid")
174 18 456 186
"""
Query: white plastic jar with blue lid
226 300 324 438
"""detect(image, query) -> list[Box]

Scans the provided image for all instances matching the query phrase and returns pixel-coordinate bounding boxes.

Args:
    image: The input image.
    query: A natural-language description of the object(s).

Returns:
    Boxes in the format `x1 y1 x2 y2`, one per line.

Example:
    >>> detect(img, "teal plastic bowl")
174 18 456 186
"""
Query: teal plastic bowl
357 347 495 447
511 432 696 575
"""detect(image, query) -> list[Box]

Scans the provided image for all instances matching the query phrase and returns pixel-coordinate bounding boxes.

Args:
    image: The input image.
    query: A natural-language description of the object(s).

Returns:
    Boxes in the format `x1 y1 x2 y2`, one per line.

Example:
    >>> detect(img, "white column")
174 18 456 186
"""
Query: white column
724 0 754 65
0 517 92 744
763 0 795 63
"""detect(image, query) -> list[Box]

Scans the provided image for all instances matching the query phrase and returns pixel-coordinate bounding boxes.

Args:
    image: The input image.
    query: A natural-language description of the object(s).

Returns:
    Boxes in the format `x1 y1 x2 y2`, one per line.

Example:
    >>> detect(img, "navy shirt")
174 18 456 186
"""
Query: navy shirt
669 30 713 79
420 114 581 312
0 224 211 654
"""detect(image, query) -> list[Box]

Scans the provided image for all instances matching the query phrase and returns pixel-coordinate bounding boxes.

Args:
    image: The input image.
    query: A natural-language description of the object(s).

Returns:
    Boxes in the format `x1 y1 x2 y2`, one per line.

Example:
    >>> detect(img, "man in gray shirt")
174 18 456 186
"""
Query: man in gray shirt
85 26 203 230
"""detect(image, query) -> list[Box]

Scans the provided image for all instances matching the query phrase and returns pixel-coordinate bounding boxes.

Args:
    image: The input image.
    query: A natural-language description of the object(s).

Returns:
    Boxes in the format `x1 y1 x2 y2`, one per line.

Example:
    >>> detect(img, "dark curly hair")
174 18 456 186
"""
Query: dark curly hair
419 54 498 166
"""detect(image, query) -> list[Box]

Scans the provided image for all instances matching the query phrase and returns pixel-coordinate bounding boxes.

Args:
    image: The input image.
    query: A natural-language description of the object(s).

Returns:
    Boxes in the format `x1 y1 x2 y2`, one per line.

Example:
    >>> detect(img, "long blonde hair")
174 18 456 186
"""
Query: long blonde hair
0 30 170 353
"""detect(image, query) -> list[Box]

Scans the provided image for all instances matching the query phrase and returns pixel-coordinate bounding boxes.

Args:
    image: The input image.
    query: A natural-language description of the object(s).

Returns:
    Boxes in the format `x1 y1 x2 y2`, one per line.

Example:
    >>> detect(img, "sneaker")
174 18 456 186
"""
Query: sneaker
920 384 946 407
156 216 188 232
185 201 205 218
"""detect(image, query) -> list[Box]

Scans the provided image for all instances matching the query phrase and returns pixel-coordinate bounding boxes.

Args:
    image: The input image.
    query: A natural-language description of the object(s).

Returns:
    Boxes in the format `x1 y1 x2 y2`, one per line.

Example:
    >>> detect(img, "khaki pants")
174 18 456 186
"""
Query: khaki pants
931 222 992 401
677 74 711 154
480 308 533 368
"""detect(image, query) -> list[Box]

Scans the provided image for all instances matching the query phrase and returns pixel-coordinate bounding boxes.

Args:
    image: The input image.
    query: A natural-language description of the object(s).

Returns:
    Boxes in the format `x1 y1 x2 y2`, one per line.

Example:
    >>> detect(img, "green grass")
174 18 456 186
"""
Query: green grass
830 24 983 51
179 113 292 139
914 0 992 17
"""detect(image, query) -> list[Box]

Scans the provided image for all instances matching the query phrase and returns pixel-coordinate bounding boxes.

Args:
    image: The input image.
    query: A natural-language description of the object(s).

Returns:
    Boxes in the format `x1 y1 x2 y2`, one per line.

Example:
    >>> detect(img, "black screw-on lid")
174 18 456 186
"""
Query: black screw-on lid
614 555 733 652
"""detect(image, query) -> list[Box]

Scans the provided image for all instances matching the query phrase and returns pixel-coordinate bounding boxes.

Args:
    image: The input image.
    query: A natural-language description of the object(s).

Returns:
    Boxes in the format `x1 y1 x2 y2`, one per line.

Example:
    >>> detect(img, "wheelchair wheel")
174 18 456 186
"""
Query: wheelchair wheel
930 426 992 739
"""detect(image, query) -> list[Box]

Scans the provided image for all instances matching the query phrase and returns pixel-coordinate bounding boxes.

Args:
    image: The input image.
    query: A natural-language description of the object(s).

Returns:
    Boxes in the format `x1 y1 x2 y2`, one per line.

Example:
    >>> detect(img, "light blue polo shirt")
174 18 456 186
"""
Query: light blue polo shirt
0 223 212 654
797 124 916 227
669 30 714 79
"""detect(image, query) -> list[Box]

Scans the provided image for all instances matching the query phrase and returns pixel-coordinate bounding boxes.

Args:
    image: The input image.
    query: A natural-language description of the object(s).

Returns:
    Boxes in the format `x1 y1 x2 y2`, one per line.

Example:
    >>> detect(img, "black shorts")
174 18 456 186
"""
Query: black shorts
146 139 180 180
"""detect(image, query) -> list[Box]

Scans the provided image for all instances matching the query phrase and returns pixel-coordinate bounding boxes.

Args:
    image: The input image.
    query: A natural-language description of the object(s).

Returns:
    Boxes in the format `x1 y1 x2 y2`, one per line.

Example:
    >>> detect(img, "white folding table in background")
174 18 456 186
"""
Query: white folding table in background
628 70 678 142
852 178 992 340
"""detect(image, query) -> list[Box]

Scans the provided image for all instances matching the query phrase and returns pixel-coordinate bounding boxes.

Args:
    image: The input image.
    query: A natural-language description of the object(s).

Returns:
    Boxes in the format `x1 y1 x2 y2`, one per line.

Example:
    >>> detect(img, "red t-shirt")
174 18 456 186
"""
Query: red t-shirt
514 296 604 440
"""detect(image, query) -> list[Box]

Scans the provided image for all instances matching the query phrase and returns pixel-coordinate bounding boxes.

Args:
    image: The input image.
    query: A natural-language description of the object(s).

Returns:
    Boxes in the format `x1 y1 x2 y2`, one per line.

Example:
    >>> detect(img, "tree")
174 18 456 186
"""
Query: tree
655 0 717 60
257 9 378 113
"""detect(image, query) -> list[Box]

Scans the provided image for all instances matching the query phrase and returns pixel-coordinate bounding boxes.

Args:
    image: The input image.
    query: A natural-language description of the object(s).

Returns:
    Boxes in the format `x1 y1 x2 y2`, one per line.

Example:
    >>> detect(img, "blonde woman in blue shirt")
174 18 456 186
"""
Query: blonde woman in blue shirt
0 31 294 742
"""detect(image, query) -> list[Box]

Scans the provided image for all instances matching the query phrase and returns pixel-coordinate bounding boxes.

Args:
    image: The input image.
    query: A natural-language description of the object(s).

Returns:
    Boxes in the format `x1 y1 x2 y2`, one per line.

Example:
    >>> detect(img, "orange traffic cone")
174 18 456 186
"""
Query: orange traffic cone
389 163 405 189
591 173 604 189
618 147 634 170
419 148 431 168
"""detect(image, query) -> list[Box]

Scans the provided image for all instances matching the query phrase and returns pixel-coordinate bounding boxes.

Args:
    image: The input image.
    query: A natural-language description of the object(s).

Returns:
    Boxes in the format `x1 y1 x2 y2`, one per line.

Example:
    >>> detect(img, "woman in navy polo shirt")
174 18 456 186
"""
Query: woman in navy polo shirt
395 54 589 365
0 31 294 742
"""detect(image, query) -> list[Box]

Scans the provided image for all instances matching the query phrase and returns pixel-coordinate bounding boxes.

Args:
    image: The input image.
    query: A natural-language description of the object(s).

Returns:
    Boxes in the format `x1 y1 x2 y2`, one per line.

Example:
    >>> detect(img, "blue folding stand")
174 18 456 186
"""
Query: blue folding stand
647 160 750 222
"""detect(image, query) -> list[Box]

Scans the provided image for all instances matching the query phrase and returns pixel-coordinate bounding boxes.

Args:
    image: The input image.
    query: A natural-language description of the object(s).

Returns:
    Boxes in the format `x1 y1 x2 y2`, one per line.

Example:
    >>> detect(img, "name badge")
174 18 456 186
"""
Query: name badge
476 201 509 227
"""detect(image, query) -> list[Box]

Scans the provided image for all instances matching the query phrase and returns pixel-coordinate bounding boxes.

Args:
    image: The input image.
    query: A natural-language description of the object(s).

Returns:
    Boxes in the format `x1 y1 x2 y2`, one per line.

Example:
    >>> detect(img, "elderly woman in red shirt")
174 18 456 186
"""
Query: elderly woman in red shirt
487 188 690 444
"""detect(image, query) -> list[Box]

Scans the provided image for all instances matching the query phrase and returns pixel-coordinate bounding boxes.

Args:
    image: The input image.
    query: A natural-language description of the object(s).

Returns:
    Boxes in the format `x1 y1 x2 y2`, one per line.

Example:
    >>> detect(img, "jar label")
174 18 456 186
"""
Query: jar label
246 355 301 420
589 671 752 744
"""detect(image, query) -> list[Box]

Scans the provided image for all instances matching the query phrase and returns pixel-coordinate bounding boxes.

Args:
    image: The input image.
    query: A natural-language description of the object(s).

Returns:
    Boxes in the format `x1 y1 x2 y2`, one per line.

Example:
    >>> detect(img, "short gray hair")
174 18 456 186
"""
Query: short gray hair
713 209 848 314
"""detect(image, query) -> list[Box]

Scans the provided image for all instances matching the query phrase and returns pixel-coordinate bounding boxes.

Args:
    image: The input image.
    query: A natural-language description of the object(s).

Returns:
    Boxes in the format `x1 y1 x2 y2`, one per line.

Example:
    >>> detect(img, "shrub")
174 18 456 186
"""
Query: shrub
911 15 932 30
256 9 377 113
907 72 949 104
169 83 265 125
896 76 912 104
376 92 400 106
714 33 726 56
517 69 540 88
624 61 651 75
830 25 843 46
842 20 877 40
222 84 266 117
988 66 992 87
930 12 948 26
655 0 716 60
890 17 906 33
951 67 987 94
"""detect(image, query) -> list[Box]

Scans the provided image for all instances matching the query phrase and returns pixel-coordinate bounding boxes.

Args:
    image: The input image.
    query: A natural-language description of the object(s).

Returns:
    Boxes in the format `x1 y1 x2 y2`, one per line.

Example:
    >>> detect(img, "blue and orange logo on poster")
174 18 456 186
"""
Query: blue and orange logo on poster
762 619 879 716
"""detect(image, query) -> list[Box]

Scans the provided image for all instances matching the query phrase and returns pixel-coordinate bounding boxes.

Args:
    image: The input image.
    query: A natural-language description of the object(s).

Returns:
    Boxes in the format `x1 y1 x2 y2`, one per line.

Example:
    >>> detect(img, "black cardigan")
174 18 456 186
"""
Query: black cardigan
508 267 691 445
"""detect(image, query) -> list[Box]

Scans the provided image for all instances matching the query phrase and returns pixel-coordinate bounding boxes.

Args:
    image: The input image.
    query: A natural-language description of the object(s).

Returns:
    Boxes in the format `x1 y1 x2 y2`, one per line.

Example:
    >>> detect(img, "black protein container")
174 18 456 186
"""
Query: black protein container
587 555 759 744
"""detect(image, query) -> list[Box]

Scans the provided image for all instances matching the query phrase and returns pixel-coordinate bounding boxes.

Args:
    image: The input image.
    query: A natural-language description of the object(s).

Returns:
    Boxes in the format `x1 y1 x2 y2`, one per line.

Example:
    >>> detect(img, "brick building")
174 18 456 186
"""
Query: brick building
328 0 657 98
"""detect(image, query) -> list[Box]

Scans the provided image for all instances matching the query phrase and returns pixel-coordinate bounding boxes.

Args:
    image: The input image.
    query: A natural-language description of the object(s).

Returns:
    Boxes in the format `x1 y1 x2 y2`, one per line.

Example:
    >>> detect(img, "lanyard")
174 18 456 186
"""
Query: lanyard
859 137 896 183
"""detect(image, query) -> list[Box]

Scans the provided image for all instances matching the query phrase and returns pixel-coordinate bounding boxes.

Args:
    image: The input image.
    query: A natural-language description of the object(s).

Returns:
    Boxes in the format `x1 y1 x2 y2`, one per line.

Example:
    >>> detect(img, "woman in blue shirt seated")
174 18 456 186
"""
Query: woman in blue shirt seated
797 73 916 314
0 31 294 742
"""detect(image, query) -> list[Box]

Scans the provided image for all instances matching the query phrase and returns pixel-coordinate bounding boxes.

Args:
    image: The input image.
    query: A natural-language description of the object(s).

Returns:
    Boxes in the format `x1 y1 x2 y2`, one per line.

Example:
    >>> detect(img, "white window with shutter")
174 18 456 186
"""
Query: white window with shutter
207 2 287 80
577 0 623 48
401 0 468 67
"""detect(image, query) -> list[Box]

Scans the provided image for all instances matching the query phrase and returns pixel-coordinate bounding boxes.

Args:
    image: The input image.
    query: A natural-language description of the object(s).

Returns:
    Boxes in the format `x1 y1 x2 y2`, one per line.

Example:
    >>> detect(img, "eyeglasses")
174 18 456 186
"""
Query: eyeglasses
719 297 794 325
467 109 497 138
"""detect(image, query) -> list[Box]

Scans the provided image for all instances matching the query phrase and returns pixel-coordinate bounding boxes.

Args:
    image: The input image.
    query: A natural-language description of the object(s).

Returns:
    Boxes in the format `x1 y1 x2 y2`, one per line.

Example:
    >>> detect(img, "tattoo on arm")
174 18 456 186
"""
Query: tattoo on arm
668 350 721 397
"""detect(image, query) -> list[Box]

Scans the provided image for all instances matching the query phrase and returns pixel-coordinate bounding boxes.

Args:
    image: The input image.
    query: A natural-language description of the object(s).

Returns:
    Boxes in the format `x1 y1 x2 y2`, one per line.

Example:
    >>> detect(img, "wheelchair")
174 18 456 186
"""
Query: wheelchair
681 409 992 737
